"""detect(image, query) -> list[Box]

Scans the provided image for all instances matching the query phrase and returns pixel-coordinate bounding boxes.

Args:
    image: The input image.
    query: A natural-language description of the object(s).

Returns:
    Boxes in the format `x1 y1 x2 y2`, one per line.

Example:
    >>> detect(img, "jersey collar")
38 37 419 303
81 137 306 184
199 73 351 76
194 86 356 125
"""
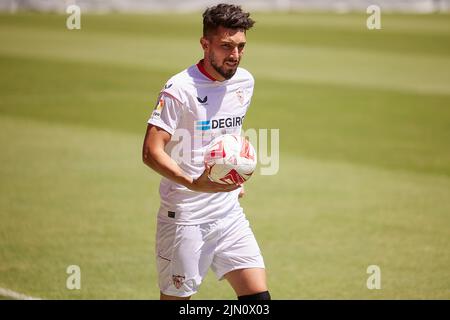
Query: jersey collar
196 59 217 82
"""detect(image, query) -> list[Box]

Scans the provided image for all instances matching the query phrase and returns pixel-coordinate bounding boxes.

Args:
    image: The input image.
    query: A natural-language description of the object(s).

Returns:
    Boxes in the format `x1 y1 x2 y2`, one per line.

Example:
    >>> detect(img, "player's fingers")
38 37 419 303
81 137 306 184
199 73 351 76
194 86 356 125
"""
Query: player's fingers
197 162 211 180
204 162 215 178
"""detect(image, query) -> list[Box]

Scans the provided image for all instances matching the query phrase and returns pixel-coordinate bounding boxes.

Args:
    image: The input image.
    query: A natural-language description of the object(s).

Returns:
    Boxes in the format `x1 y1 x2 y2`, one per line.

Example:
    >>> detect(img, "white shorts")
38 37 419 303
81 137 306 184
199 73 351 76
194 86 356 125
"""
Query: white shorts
155 211 265 297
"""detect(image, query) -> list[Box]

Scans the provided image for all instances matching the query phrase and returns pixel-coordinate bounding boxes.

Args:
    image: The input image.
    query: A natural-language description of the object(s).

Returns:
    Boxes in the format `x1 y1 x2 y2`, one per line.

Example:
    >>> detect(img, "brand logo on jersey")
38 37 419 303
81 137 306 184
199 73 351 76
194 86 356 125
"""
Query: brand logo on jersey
195 116 244 131
196 120 211 131
164 83 172 89
197 96 208 104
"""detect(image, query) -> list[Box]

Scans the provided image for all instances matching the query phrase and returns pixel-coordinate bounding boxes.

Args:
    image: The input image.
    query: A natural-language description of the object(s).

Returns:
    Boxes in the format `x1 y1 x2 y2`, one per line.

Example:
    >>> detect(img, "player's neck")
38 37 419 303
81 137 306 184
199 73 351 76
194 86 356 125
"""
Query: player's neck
199 59 226 82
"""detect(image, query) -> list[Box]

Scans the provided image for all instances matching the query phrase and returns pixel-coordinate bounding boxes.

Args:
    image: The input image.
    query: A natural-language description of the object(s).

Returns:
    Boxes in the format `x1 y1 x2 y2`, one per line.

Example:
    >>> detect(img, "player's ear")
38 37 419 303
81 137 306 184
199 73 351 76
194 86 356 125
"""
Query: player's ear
200 37 209 51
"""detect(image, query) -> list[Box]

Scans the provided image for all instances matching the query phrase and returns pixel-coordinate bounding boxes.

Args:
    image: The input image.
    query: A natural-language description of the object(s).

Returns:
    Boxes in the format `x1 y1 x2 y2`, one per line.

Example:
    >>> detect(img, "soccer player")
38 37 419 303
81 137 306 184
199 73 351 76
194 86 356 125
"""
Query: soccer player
142 3 270 300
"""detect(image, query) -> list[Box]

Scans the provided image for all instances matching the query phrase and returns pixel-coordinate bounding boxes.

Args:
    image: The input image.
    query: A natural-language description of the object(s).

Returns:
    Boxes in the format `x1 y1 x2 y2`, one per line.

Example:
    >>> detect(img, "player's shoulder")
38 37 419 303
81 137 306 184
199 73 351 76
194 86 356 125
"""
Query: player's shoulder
162 68 193 91
159 68 195 104
234 67 255 85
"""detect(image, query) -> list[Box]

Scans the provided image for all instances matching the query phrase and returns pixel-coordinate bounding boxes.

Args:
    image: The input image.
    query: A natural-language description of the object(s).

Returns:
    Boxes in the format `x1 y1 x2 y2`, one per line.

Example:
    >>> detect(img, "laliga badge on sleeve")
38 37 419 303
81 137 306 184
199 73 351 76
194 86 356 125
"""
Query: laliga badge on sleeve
152 97 165 118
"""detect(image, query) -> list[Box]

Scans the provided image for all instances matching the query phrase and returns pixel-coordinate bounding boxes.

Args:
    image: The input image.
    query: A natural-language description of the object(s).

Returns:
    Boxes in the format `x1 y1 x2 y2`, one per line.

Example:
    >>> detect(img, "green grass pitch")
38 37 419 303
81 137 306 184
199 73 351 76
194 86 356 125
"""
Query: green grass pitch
0 11 449 299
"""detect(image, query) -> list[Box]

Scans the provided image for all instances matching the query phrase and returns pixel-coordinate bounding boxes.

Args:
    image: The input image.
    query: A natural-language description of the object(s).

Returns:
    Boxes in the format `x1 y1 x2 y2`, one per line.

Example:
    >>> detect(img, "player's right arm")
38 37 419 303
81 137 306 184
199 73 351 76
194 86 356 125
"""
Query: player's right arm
142 124 240 193
142 120 240 193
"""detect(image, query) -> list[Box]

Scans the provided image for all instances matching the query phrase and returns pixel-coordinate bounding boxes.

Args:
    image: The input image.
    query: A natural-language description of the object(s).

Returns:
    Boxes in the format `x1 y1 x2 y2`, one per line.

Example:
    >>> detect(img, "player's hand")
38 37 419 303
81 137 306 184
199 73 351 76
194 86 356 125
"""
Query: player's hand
238 185 245 198
189 162 241 193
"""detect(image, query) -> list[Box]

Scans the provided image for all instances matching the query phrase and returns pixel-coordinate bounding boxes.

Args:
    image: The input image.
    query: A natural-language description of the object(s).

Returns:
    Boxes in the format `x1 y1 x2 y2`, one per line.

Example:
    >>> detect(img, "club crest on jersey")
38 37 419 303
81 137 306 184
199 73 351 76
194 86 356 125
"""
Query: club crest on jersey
236 88 245 106
172 275 185 289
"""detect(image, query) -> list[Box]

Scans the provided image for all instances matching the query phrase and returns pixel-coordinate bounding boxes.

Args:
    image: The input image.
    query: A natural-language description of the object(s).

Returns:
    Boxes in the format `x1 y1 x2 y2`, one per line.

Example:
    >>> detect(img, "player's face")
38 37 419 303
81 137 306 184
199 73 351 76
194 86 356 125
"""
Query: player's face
202 27 247 80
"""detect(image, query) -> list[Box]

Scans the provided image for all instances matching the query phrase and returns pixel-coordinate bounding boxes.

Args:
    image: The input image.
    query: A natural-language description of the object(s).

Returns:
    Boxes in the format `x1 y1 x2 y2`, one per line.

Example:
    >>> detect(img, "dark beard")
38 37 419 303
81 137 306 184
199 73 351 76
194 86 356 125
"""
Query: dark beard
210 53 239 80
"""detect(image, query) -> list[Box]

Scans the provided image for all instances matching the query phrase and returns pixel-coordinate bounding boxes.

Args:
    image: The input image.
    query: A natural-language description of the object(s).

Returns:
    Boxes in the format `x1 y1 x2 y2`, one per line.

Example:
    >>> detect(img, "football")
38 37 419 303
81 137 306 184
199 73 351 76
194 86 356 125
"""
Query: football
204 134 257 185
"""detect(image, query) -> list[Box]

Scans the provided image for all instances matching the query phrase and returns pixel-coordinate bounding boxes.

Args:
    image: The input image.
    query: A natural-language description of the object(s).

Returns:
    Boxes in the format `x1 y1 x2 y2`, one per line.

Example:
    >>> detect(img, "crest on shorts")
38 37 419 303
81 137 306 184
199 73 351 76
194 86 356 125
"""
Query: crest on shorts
172 275 185 289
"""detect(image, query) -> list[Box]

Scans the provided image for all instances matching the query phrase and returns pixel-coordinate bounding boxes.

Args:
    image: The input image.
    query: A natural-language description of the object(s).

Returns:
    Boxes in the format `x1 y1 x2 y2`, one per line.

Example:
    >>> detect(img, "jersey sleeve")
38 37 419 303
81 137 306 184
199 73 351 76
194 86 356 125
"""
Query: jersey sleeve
147 92 183 135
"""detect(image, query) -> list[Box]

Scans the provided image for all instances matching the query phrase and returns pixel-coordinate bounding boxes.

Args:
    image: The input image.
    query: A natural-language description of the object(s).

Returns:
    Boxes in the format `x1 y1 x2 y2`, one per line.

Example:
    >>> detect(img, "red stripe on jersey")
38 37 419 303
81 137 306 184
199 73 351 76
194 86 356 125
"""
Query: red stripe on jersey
197 59 217 81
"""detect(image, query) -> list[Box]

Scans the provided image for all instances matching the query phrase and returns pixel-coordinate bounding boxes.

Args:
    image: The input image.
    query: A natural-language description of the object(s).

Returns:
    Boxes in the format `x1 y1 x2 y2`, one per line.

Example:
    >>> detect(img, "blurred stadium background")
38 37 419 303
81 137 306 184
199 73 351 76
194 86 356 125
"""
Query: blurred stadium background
1 0 450 13
0 0 449 299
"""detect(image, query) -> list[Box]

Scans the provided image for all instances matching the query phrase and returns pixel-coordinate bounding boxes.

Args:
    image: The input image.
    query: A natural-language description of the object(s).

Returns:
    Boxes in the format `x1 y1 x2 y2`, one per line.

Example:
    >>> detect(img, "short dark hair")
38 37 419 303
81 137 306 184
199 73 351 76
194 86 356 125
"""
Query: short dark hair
202 3 255 37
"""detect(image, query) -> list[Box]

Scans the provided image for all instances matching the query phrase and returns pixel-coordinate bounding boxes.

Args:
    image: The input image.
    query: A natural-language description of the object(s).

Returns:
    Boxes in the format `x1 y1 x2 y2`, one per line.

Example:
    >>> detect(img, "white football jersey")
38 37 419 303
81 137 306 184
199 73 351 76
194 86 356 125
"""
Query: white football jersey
148 60 254 225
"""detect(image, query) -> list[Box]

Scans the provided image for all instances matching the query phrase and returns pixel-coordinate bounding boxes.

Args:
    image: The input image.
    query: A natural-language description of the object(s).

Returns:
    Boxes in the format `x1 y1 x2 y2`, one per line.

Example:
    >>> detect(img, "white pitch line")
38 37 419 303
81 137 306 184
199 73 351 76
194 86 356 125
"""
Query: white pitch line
0 287 42 300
